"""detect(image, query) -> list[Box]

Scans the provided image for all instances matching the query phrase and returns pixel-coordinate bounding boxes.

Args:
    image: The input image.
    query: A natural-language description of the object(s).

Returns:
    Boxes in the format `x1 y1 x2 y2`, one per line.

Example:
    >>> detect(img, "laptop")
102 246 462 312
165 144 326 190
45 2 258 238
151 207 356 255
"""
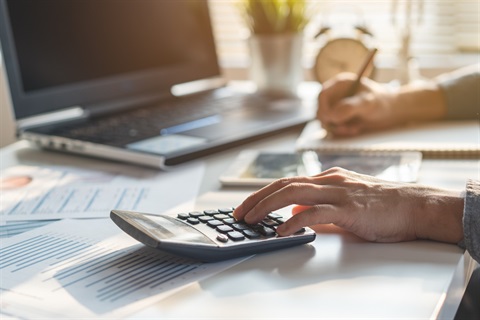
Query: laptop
0 0 314 169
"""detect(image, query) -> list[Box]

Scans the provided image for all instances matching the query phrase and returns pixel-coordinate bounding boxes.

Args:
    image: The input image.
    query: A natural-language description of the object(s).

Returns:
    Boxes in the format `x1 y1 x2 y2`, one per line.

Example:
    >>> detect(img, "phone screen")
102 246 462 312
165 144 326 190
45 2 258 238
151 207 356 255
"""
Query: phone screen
243 152 407 180
221 150 421 186
242 151 322 179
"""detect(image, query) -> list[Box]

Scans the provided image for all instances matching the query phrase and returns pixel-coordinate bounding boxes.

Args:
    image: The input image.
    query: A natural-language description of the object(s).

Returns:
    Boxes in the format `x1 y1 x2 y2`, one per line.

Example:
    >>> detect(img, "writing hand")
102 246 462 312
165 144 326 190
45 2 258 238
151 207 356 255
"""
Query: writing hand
316 73 395 137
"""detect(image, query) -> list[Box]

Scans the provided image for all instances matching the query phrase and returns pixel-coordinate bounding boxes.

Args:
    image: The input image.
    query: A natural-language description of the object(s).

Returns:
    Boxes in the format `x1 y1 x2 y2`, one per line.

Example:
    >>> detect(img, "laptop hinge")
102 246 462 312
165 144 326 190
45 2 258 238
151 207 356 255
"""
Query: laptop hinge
83 91 174 118
17 106 87 130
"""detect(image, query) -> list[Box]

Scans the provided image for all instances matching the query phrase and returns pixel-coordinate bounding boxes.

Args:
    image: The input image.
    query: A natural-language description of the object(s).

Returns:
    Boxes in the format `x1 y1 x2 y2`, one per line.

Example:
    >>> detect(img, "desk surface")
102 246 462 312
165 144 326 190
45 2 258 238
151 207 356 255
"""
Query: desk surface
1 129 478 319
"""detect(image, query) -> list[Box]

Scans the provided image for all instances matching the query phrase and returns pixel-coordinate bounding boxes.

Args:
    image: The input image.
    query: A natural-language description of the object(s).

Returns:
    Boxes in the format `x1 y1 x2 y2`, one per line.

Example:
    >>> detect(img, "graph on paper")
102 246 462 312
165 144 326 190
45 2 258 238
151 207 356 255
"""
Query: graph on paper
0 219 242 318
0 166 153 220
0 164 205 222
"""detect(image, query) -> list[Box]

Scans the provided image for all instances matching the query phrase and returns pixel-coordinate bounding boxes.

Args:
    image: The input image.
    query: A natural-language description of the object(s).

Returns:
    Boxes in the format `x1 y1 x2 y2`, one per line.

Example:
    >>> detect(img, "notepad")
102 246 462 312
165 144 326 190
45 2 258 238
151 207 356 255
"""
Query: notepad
296 120 480 158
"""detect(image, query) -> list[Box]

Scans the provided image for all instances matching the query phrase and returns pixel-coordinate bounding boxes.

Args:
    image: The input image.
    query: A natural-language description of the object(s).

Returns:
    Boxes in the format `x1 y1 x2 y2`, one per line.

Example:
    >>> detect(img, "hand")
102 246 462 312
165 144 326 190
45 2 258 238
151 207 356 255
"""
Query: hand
316 73 447 137
233 167 464 244
317 73 397 137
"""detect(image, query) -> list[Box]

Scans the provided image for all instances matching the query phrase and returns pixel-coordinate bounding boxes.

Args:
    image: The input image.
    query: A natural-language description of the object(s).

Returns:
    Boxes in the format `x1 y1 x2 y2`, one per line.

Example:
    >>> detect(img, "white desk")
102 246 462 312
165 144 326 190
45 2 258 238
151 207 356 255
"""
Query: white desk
1 130 478 319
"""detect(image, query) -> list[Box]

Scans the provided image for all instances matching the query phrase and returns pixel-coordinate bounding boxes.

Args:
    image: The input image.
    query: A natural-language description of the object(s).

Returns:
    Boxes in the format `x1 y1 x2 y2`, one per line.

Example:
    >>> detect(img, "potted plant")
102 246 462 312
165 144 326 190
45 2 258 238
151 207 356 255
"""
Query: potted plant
237 0 312 96
238 0 310 35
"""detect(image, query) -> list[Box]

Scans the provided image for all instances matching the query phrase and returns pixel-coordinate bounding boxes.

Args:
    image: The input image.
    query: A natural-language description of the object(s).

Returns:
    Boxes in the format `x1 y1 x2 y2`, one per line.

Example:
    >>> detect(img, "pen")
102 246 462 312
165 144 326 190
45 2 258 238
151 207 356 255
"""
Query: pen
345 47 378 97
324 47 377 133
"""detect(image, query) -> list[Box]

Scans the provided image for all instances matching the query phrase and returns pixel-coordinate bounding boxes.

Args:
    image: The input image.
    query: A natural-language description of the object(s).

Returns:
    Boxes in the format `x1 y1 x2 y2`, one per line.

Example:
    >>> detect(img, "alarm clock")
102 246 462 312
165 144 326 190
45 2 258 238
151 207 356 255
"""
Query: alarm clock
313 25 376 84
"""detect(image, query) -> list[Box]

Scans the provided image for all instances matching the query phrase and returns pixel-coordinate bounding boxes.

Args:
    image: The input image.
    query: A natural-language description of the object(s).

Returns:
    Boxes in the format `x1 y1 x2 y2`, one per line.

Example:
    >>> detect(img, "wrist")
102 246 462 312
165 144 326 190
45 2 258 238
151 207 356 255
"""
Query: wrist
414 187 464 244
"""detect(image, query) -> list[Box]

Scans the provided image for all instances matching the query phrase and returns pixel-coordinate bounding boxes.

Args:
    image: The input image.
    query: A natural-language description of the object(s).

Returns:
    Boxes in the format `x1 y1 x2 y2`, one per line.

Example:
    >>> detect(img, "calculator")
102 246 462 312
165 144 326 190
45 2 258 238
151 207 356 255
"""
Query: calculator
110 208 316 262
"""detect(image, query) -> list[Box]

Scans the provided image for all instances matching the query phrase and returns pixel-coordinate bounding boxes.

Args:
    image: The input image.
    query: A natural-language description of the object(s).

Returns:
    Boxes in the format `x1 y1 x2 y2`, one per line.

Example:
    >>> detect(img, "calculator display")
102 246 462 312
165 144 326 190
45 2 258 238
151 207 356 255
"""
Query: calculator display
133 214 214 245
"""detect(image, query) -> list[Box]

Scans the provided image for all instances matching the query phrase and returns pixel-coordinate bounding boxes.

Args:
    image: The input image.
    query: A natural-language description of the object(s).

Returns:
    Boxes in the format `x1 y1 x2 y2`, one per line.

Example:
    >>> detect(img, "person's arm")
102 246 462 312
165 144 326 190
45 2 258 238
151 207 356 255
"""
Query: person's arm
435 64 480 120
317 74 447 136
233 170 480 263
318 64 479 137
233 167 465 244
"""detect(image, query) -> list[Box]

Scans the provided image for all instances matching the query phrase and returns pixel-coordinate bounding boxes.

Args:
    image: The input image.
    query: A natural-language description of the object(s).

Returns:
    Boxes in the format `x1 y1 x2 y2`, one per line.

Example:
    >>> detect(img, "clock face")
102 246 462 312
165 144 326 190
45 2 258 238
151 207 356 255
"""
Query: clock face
313 38 373 84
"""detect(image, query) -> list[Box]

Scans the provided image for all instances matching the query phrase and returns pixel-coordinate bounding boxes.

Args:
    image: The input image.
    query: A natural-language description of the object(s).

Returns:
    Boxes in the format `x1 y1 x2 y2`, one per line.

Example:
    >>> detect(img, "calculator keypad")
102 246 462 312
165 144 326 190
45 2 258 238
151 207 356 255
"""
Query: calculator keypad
111 208 315 262
177 208 291 244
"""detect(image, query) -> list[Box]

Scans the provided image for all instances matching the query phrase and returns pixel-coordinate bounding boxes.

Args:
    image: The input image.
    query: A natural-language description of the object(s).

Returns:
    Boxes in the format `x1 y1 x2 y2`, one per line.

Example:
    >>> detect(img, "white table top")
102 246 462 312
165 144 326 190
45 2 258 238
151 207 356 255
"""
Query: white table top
1 132 478 319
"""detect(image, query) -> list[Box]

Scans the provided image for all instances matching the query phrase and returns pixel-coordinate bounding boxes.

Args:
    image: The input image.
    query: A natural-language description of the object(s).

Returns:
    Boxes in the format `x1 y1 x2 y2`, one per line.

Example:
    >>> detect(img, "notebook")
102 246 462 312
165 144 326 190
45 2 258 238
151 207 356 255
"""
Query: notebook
0 0 314 169
296 120 480 158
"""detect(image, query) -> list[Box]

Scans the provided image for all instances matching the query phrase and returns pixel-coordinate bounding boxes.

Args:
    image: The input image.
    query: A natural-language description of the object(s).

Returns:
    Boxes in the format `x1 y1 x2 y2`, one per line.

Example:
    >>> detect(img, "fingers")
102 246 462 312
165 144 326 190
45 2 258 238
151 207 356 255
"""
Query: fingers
317 74 379 136
321 94 372 134
317 74 357 122
233 176 313 221
276 205 340 236
233 171 349 224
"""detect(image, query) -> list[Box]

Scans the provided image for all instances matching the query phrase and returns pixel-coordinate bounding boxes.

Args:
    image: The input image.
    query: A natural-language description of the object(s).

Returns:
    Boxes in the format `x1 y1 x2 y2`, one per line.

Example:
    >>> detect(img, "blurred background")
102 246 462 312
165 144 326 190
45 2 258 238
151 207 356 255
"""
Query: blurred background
1 0 479 148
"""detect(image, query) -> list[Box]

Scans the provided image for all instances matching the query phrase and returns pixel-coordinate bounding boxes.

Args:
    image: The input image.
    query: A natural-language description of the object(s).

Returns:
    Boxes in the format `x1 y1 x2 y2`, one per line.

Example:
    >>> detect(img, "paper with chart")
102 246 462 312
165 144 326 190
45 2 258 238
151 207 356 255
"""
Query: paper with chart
0 219 245 319
0 163 205 222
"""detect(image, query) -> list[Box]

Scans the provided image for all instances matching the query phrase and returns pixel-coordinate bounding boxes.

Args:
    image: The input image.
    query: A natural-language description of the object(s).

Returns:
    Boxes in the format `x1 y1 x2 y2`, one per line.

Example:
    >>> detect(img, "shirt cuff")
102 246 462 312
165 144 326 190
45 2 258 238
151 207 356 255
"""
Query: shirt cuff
461 179 480 263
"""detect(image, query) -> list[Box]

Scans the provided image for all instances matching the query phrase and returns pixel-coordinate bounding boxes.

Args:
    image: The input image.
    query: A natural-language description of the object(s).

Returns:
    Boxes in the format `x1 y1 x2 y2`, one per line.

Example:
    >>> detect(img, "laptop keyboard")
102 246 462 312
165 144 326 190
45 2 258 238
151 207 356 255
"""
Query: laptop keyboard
53 92 269 146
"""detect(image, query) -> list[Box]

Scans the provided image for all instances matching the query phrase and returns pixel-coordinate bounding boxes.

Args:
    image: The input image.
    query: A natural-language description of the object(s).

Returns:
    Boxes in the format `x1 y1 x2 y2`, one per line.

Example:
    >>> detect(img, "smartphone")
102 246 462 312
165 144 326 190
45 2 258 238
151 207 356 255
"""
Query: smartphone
219 150 422 187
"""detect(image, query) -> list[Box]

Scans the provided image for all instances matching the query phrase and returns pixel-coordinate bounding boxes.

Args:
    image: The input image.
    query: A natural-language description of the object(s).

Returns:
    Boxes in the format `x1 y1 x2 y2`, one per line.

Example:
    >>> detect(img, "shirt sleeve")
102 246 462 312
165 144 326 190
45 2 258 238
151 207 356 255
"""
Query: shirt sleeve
435 64 480 120
460 179 480 263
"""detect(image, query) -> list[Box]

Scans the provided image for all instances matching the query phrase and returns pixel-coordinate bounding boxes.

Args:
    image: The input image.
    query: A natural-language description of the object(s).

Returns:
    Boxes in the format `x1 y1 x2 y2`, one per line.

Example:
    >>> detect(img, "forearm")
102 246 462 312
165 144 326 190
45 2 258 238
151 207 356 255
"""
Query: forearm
389 82 448 124
389 64 479 124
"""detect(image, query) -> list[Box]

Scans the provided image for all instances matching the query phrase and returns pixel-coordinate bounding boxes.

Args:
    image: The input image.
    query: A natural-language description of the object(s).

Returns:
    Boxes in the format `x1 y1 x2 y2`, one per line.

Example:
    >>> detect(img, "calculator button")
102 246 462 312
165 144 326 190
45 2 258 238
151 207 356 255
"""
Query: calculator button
216 234 229 243
251 225 276 237
227 231 245 241
243 230 261 239
187 217 199 225
177 213 189 220
216 225 233 233
261 219 279 227
218 208 233 214
198 216 214 223
232 223 249 231
189 211 204 218
267 212 283 219
213 214 230 220
223 218 236 225
204 209 219 216
207 220 223 228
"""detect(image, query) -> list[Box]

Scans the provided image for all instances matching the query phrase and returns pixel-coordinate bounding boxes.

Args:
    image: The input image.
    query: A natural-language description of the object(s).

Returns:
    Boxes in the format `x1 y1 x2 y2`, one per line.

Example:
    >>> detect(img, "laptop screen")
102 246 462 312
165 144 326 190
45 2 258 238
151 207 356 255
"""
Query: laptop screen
0 0 220 120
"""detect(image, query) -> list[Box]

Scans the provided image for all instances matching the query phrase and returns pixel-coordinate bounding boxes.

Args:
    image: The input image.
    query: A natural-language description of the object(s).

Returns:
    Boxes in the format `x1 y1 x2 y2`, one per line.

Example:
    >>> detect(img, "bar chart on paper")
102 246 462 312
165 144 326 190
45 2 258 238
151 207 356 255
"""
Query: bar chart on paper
0 219 243 319
0 164 205 222
0 166 147 218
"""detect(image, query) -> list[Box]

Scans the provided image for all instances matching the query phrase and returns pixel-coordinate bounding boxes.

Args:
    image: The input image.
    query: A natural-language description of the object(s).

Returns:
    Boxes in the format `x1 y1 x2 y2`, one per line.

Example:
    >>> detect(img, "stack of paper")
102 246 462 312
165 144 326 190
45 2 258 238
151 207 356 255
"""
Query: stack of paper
1 162 246 318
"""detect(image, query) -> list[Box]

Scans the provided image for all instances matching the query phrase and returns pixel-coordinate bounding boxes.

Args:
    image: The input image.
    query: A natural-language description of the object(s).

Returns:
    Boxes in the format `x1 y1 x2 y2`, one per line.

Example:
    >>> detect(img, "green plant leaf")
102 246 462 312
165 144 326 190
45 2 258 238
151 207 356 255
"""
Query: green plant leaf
237 0 312 35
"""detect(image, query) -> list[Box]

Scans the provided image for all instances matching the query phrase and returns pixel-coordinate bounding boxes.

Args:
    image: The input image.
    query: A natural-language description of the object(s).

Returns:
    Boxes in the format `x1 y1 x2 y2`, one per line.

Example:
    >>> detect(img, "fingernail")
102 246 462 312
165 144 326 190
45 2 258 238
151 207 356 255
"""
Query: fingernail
233 205 243 219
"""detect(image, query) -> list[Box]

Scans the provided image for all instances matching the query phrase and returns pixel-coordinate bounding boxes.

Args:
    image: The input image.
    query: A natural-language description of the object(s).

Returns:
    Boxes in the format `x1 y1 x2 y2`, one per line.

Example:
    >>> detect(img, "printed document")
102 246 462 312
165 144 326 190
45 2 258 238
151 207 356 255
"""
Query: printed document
0 219 245 319
0 163 204 221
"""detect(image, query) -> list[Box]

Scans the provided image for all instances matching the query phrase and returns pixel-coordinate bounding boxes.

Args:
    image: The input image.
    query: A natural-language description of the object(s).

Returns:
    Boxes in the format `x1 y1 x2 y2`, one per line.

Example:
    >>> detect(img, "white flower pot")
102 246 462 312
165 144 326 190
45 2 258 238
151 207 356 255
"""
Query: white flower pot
248 33 303 96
